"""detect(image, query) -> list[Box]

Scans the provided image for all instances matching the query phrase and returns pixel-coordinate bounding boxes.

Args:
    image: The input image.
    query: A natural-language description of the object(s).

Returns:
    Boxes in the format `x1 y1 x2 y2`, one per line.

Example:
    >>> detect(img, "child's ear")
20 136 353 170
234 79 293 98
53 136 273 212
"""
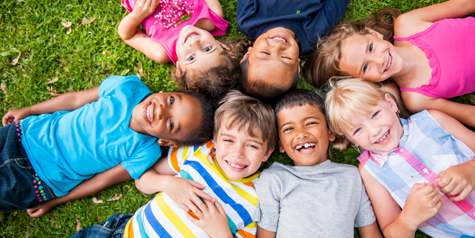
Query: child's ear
328 131 336 142
365 27 383 39
175 63 182 78
278 140 285 153
218 41 230 50
384 93 399 113
262 147 275 162
240 47 252 64
158 139 179 148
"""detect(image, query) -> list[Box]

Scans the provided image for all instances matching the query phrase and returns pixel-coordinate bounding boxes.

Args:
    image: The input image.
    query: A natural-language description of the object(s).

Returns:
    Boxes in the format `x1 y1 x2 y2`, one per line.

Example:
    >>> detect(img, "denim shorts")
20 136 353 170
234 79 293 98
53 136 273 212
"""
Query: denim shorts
69 213 133 238
0 121 55 211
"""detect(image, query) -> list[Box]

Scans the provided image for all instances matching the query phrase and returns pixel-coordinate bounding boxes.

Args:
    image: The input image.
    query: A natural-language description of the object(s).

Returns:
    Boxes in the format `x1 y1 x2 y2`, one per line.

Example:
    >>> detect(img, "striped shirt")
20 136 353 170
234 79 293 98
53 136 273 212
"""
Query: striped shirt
358 110 475 238
124 141 259 238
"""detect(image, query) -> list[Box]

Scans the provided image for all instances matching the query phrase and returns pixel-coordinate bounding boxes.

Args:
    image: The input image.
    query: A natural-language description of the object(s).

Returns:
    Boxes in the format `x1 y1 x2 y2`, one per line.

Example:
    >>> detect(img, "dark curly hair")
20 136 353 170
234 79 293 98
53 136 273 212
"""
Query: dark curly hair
303 7 401 89
172 91 215 146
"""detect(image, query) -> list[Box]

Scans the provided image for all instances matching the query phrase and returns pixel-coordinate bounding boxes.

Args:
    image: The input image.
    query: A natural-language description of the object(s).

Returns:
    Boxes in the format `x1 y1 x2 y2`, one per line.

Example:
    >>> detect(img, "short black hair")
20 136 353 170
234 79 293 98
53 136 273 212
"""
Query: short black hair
173 91 215 146
240 57 300 105
275 89 327 126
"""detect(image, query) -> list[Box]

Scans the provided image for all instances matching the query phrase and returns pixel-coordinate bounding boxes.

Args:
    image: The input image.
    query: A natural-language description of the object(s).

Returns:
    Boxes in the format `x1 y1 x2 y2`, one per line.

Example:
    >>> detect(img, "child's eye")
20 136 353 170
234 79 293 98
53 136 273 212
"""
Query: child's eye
363 64 368 73
169 120 174 131
170 95 174 106
203 46 212 52
354 128 361 135
249 144 259 149
307 121 317 126
369 43 374 53
282 127 293 132
187 54 196 61
372 111 380 118
260 51 270 55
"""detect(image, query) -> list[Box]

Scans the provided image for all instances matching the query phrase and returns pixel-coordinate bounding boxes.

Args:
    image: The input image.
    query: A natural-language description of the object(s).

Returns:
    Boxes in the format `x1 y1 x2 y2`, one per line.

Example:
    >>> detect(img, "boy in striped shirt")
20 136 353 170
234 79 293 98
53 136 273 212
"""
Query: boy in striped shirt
70 90 277 238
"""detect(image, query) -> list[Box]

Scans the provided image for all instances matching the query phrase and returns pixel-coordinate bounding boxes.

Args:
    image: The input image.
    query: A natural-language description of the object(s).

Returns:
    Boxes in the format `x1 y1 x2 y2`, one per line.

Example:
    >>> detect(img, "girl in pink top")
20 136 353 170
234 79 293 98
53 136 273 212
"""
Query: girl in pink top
119 0 237 99
303 0 475 128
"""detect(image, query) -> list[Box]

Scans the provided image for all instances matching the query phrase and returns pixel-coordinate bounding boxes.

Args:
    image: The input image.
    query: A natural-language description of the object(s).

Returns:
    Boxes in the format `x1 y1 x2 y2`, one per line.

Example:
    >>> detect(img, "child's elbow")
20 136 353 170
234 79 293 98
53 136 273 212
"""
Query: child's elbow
134 178 155 194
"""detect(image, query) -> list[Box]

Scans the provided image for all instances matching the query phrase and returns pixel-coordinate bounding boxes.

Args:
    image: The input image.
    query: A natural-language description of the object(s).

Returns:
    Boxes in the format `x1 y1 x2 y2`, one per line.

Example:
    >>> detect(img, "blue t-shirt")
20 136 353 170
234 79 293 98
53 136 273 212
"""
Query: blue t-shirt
237 0 349 55
21 75 161 197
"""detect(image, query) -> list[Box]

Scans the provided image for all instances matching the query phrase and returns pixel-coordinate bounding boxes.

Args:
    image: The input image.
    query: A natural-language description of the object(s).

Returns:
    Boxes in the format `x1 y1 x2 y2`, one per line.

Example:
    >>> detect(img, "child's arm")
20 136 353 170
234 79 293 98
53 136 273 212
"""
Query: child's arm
256 226 276 238
117 0 170 63
427 110 475 201
2 86 99 126
135 155 214 211
27 164 132 217
395 0 475 37
204 0 224 18
402 92 475 129
185 191 233 238
359 165 442 238
357 221 382 238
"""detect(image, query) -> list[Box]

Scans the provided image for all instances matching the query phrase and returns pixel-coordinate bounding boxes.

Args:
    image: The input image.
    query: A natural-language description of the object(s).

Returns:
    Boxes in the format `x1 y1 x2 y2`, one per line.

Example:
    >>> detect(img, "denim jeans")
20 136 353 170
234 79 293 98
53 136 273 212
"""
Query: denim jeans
0 122 55 211
69 213 133 238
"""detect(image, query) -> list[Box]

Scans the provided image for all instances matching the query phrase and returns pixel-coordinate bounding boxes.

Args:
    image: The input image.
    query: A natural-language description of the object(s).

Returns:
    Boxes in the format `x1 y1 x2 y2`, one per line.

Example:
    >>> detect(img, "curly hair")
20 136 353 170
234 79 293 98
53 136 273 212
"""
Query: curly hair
303 7 401 89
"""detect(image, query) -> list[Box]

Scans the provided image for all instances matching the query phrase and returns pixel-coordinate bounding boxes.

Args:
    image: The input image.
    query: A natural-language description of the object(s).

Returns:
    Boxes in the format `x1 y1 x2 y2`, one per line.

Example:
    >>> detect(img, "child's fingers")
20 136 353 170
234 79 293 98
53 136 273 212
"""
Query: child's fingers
189 180 206 190
451 186 472 202
213 199 226 216
437 170 453 189
186 198 204 218
193 189 214 203
190 191 208 213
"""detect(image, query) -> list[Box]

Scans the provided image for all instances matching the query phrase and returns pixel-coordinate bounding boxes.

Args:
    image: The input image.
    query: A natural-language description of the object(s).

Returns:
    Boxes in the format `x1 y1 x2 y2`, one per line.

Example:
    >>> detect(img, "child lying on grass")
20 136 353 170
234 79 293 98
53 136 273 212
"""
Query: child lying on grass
255 89 381 237
0 75 214 217
69 90 277 238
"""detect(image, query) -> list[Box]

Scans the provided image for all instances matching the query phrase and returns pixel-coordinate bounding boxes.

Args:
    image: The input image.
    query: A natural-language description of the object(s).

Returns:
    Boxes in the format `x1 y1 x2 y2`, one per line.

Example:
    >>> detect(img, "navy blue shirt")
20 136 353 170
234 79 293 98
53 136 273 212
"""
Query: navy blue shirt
237 0 349 55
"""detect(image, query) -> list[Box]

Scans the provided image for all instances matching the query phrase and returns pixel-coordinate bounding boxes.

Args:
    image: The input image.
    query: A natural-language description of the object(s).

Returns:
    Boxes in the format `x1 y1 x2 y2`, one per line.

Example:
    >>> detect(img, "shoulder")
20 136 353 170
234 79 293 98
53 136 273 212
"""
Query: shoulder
256 163 288 184
99 75 149 97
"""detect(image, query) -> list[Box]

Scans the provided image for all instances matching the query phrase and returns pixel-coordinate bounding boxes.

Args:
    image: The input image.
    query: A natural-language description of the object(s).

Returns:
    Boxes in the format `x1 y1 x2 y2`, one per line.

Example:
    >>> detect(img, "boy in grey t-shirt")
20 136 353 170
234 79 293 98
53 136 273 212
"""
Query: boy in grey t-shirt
255 89 382 238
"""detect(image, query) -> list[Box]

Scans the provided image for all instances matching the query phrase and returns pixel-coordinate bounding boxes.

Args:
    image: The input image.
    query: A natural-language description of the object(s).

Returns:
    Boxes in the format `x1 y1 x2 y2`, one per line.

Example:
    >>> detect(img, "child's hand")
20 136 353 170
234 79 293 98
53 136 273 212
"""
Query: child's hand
401 183 442 230
438 160 475 201
162 176 214 212
131 0 160 20
185 191 233 238
26 199 59 218
2 108 32 126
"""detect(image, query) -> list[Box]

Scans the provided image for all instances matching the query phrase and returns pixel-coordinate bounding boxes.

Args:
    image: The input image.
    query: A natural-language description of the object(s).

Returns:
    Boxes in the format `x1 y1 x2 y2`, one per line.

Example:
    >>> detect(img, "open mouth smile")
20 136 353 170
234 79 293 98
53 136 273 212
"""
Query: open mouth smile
184 32 199 44
384 52 392 72
270 35 288 43
294 142 316 154
143 102 153 124
226 160 248 171
375 130 390 144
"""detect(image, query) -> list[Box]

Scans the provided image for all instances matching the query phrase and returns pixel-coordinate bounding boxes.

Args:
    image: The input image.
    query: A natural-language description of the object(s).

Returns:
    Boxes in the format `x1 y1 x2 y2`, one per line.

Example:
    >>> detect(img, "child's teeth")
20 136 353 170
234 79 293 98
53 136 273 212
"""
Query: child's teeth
377 131 389 143
229 162 245 169
304 143 309 148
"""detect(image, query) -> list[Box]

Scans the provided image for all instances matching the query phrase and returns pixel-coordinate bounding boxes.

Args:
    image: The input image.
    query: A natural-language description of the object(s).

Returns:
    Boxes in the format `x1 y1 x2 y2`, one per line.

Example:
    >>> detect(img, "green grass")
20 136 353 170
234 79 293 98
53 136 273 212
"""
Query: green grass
0 0 452 237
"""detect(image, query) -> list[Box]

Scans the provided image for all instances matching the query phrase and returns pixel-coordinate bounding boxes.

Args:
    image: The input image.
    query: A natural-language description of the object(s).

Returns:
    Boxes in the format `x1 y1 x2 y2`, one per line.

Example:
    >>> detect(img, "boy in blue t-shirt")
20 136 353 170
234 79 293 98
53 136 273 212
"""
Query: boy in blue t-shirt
0 75 214 217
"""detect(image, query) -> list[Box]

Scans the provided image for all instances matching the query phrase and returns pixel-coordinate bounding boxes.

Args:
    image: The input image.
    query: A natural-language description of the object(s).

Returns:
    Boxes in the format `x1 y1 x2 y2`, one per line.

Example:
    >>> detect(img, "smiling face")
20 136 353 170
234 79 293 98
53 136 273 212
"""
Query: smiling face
244 27 300 89
339 33 403 82
130 92 201 142
214 123 273 180
176 25 226 76
277 104 335 166
343 94 404 153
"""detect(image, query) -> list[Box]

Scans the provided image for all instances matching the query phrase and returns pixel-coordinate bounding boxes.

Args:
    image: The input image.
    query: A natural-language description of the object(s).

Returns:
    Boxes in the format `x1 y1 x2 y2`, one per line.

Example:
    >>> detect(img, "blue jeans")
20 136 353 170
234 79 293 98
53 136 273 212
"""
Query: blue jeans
0 122 55 211
69 213 133 238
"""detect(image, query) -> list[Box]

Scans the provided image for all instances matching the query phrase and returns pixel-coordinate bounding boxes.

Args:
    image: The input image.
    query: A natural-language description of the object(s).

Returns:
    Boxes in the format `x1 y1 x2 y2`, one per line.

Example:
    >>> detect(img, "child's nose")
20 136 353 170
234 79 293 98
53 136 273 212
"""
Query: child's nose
369 124 381 137
370 54 385 67
231 145 244 159
296 127 309 139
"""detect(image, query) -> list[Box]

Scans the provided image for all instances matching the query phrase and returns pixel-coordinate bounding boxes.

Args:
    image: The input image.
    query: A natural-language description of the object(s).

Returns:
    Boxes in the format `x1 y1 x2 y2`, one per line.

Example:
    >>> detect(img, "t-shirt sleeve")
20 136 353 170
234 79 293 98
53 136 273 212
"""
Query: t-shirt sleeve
354 176 377 228
235 222 257 238
254 170 281 232
99 75 151 99
122 143 162 180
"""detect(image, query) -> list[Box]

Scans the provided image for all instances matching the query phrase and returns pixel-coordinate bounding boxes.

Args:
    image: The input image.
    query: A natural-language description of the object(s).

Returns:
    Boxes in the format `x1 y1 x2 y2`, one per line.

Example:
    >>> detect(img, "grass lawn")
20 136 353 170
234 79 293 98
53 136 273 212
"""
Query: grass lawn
0 0 464 237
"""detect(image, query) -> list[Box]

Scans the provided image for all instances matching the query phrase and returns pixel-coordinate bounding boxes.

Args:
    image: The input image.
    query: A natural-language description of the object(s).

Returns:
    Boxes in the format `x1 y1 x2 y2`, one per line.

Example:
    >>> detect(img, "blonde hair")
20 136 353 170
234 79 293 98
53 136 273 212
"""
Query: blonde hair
214 90 277 153
325 77 409 151
303 7 401 89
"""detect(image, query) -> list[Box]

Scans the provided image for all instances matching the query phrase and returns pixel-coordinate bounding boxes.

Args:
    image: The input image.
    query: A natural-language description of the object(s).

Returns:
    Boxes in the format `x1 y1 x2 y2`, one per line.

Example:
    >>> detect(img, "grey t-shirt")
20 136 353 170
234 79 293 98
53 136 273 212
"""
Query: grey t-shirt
254 160 375 238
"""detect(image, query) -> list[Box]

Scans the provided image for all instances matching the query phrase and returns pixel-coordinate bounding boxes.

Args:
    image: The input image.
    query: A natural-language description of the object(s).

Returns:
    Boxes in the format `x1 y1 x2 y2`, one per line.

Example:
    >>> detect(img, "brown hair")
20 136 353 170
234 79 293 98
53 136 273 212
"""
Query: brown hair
303 7 401 89
214 90 278 153
325 77 409 152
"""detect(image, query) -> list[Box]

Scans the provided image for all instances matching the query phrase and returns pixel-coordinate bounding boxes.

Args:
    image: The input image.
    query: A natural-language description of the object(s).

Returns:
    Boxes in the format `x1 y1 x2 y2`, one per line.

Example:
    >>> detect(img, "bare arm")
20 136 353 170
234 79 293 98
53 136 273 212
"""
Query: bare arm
27 164 132 217
402 92 475 129
3 86 99 126
357 221 382 238
135 155 214 211
256 226 276 238
359 165 442 238
117 0 170 63
204 0 224 18
395 0 475 37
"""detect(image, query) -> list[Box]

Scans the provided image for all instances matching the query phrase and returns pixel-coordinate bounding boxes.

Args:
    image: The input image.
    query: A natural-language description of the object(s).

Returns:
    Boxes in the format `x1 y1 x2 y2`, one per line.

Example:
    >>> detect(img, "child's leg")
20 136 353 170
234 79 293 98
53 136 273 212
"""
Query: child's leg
68 213 133 238
0 122 55 211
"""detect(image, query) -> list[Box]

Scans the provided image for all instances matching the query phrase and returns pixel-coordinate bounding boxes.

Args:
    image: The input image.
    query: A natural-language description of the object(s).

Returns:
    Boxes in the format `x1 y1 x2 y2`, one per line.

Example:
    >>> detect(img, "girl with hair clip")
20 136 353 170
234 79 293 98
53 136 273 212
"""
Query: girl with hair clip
304 0 475 128
325 77 475 238
119 0 238 99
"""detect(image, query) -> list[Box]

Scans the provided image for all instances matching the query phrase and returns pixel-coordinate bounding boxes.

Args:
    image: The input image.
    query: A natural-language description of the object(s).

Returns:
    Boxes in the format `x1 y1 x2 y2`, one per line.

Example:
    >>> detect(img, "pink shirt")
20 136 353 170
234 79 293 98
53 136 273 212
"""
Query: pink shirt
122 0 229 64
394 17 475 99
